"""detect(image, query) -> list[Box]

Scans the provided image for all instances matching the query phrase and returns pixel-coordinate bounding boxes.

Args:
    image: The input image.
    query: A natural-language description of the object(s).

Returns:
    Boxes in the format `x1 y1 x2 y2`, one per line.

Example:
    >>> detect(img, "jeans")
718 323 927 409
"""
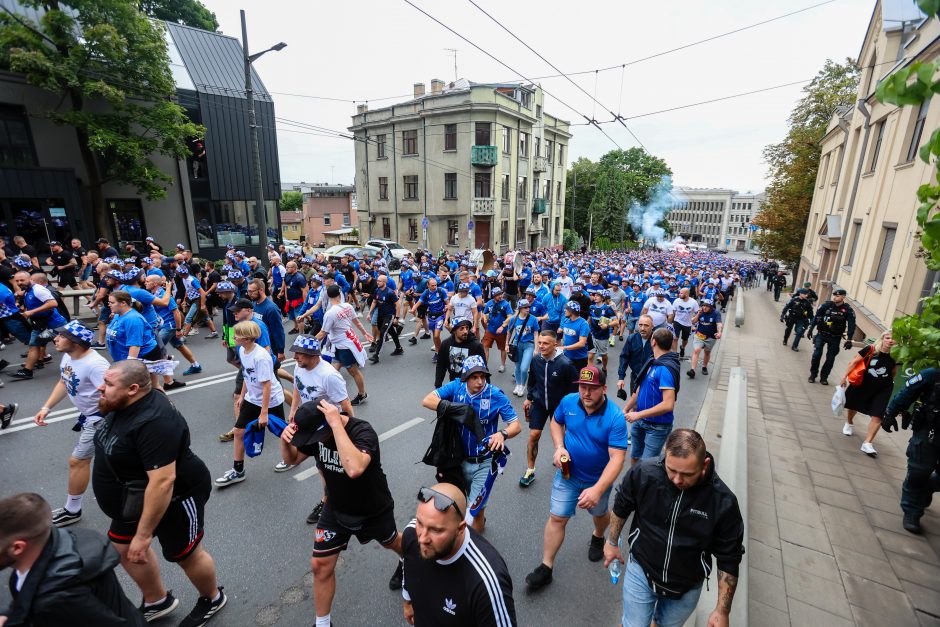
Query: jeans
773 285 783 301
622 555 702 627
630 421 673 459
810 333 841 379
513 341 534 386
783 319 808 348
901 427 940 518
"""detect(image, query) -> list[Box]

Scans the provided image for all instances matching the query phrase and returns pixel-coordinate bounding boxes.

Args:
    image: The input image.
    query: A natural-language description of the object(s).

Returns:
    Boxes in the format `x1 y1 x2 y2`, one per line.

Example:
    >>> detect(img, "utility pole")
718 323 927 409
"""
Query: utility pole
444 48 458 81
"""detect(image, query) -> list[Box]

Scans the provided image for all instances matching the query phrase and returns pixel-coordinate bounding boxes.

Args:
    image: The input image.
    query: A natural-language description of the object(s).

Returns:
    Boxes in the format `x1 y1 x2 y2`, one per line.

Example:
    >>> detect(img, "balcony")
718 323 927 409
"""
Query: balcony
532 198 547 214
472 197 496 216
533 155 548 172
471 145 498 167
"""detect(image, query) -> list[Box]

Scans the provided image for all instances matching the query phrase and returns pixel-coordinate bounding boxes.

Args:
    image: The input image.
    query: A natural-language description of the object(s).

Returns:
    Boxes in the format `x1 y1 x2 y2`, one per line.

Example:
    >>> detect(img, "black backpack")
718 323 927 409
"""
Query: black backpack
49 287 71 323
421 416 468 493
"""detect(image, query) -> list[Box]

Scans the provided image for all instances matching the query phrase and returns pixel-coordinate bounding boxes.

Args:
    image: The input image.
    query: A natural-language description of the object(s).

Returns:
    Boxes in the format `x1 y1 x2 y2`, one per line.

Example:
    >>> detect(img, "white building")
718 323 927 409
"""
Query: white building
667 187 763 251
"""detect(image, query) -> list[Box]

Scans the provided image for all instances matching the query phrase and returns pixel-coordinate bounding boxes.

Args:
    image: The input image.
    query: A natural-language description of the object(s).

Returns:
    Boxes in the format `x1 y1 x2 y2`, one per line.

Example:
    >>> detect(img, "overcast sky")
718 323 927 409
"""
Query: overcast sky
202 0 874 193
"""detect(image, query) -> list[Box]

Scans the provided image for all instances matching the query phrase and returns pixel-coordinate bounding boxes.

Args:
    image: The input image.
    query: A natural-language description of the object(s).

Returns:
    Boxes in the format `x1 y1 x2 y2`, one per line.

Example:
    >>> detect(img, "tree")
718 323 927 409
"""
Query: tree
753 59 860 273
140 0 218 31
565 157 598 239
280 190 303 212
0 0 204 237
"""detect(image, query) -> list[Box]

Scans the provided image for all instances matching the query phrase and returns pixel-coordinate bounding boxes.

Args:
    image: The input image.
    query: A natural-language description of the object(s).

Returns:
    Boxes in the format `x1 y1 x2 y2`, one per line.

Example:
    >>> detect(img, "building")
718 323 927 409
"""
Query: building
280 210 303 241
0 4 282 260
799 0 939 339
349 79 571 252
302 184 358 247
667 187 763 251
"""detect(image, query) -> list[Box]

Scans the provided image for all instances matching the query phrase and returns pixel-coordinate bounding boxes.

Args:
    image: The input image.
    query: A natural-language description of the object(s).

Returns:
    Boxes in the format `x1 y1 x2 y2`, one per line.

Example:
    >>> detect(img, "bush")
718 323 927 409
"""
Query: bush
562 229 579 251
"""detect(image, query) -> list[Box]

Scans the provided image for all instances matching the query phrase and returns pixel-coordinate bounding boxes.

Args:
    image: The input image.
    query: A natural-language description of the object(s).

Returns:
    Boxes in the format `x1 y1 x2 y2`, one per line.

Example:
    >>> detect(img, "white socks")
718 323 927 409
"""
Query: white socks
65 494 83 513
315 615 332 627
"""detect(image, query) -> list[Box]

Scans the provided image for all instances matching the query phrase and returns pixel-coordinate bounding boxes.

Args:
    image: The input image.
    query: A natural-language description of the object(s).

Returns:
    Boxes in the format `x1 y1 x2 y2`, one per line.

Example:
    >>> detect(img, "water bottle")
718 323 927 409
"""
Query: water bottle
608 538 623 584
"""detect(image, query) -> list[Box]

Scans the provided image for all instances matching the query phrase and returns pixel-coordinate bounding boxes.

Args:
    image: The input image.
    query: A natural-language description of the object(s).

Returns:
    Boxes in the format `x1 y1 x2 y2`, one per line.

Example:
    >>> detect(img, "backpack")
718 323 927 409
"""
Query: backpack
49 287 71 323
421 415 468 493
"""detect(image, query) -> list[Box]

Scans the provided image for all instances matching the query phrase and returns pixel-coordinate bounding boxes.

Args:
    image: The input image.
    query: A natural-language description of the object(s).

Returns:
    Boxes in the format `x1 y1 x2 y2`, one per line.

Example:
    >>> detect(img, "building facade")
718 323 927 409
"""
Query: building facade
799 0 940 340
349 79 571 252
667 187 762 251
280 210 303 241
301 184 358 247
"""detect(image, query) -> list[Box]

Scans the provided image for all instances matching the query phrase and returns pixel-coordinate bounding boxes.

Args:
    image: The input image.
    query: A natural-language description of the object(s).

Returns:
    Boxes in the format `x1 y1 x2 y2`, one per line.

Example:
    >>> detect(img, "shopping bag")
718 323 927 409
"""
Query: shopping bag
831 385 846 417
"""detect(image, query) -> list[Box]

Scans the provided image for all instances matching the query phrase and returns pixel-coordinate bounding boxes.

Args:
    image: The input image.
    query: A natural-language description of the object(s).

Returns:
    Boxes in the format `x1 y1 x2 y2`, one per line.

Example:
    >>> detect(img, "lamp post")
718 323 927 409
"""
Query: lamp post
241 9 286 252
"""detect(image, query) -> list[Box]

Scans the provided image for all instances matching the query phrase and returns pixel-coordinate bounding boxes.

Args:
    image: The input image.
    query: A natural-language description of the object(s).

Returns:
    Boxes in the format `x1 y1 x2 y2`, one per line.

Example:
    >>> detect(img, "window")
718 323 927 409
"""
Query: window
376 134 386 159
906 98 931 163
868 121 885 172
382 217 391 239
378 177 388 200
475 122 491 145
343 213 350 226
555 217 560 238
520 90 531 109
557 144 563 165
444 124 457 151
500 220 509 245
518 176 527 200
502 174 511 200
547 140 554 162
872 225 896 285
474 173 491 198
444 173 457 199
544 180 552 204
408 218 419 242
447 219 459 245
516 220 525 243
533 177 540 200
503 127 512 153
323 213 331 226
832 147 844 184
519 132 529 158
0 105 37 166
556 181 562 203
845 221 862 268
818 153 830 188
536 104 542 118
535 137 541 158
403 129 418 155
403 175 418 199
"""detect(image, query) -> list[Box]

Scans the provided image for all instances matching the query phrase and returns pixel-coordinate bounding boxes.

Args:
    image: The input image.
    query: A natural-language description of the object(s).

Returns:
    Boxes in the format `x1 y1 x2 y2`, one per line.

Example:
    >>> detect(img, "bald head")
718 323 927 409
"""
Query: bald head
109 360 152 390
429 482 466 517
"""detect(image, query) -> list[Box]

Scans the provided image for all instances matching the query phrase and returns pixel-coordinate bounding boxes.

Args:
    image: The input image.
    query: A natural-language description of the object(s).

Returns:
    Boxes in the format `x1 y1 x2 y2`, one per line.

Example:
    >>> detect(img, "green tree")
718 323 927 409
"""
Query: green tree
565 157 598 239
140 0 218 31
562 228 580 251
280 190 303 212
753 59 860 273
0 0 204 237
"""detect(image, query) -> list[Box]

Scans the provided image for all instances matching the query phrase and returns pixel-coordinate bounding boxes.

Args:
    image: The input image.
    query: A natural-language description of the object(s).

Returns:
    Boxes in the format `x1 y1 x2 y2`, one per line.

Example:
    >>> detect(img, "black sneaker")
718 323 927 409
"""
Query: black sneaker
808 376 816 383
391 348 404 356
369 355 380 364
686 369 695 379
0 402 18 429
408 336 417 345
701 366 708 375
179 587 227 627
389 560 404 590
588 534 604 562
306 501 325 524
820 378 829 386
421 333 431 339
903 512 923 534
351 393 367 406
164 380 187 390
8 369 32 380
525 563 553 589
51 507 82 527
41 355 52 364
288 329 300 335
139 591 179 622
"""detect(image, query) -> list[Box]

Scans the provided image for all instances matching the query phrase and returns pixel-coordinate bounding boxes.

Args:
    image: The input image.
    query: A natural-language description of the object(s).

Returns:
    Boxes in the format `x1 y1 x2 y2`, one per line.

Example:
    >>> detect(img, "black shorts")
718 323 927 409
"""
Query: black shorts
528 403 550 431
416 302 428 319
108 481 211 562
674 322 691 341
141 345 165 361
312 504 398 557
235 399 286 429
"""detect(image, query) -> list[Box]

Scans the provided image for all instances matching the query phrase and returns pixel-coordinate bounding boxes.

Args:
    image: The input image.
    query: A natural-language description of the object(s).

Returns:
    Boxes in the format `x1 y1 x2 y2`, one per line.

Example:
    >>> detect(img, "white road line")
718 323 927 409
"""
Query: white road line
292 417 425 481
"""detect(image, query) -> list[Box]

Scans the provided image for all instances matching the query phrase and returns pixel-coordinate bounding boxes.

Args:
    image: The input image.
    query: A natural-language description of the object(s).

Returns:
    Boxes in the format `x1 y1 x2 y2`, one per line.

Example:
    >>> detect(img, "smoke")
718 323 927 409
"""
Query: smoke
628 175 674 245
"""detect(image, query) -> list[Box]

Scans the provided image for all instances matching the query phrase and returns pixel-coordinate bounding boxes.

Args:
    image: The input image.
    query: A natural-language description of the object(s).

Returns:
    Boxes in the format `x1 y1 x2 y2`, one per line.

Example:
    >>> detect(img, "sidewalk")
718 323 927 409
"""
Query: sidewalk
698 286 940 627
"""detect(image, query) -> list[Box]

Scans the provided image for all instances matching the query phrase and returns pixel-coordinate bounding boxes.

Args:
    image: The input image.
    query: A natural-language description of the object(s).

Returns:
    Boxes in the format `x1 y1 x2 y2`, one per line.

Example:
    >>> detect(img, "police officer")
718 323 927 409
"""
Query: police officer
780 288 814 352
882 368 940 534
770 271 787 302
807 288 856 385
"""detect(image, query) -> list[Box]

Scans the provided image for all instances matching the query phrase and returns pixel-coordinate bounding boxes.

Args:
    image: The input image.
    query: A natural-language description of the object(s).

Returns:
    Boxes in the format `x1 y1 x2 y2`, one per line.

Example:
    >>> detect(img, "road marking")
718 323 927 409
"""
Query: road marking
292 417 425 481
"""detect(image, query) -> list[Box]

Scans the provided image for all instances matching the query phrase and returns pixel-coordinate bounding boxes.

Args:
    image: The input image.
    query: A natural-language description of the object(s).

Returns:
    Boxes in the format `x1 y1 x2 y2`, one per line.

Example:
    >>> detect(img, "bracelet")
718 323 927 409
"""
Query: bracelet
40 406 50 412
606 537 619 547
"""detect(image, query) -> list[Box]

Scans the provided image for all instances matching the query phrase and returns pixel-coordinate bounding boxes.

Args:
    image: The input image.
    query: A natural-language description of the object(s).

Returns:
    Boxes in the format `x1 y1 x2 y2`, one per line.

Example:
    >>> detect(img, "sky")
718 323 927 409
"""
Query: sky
202 0 876 193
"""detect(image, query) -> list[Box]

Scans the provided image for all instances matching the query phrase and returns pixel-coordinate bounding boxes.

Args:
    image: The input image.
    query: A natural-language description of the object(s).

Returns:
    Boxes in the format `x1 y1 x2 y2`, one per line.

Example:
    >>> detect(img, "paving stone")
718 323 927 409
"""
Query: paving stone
776 498 825 528
750 539 784 577
850 477 898 498
857 488 906 514
878 529 940 564
902 578 940 618
784 566 852 619
865 507 903 532
842 571 918 621
750 519 781 550
803 446 838 462
851 604 920 627
811 471 856 494
819 503 880 551
814 486 865 513
806 458 846 477
771 467 813 488
832 544 901 588
749 499 777 527
782 540 840 580
748 598 790 627
885 552 940 591
844 460 891 481
749 566 788 612
778 517 833 555
916 610 940 627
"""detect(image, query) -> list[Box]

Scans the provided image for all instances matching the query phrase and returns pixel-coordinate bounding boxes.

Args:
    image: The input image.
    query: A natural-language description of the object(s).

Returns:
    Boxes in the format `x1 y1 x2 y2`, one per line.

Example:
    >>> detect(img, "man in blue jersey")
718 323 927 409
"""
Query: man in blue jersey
625 327 680 464
560 301 590 372
540 281 567 334
9 271 68 380
412 277 449 361
481 287 514 374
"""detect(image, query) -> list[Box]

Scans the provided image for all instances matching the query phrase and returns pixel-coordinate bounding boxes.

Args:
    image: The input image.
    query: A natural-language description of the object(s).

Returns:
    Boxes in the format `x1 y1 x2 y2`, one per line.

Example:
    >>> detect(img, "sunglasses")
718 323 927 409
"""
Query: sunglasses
417 487 464 520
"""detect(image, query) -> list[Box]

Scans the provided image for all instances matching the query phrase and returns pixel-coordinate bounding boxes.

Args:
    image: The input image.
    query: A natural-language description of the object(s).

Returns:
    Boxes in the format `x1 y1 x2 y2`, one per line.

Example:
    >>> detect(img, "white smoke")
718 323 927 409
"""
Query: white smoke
628 175 674 245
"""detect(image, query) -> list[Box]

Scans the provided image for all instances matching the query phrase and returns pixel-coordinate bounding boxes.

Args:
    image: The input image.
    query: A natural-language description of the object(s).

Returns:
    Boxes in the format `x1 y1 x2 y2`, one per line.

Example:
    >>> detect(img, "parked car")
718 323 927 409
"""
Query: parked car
367 238 412 261
327 245 382 263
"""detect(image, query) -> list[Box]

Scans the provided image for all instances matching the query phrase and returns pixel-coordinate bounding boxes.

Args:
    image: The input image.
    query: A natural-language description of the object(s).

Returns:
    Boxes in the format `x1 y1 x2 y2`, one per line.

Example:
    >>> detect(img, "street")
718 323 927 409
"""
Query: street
0 318 714 626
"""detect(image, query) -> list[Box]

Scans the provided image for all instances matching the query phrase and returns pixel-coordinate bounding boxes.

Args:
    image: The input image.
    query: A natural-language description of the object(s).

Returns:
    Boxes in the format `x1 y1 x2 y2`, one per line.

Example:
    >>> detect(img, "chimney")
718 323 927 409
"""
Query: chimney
413 82 426 98
356 104 368 114
431 78 444 95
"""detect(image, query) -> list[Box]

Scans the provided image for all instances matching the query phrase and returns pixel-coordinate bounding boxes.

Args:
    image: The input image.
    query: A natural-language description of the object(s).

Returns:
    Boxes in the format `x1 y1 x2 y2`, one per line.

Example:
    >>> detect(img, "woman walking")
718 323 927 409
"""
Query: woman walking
508 300 541 397
840 331 897 457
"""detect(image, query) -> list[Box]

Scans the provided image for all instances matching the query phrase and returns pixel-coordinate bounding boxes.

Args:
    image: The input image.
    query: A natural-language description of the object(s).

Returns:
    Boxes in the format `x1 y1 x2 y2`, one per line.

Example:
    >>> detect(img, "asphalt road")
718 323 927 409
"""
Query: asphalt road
0 313 715 626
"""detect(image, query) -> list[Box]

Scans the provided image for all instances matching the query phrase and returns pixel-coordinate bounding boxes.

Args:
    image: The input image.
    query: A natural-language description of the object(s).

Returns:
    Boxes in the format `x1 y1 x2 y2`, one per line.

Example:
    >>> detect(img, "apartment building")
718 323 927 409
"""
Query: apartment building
799 0 940 339
667 187 762 251
301 184 358 246
349 79 571 252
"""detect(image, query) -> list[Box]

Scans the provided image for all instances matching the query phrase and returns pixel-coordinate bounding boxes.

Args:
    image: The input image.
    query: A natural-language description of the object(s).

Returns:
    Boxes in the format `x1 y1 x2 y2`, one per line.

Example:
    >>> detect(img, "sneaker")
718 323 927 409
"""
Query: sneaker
214 469 245 487
306 501 325 524
218 429 234 443
388 561 404 591
41 355 52 364
588 534 604 562
701 366 708 375
274 460 295 473
391 348 404 356
205 331 219 339
409 316 416 322
519 470 535 487
860 442 877 457
609 337 616 347
903 512 923 534
791 346 799 352
183 364 203 375
808 376 816 383
187 329 198 336
431 353 438 363
820 378 829 386
139 591 180 622
782 339 788 345
8 369 32 380
369 355 380 364
164 380 187 390
91 342 106 350
686 369 695 379
408 336 418 345
351 393 368 406
421 333 431 339
0 402 17 429
498 364 505 373
178 587 227 627
842 423 853 436
525 563 553 589
51 507 82 527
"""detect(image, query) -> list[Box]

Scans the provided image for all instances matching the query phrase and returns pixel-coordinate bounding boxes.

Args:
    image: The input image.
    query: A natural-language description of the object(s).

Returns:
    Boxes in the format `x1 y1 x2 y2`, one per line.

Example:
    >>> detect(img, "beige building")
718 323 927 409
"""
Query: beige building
349 79 571 252
301 184 358 247
799 0 940 339
667 187 763 251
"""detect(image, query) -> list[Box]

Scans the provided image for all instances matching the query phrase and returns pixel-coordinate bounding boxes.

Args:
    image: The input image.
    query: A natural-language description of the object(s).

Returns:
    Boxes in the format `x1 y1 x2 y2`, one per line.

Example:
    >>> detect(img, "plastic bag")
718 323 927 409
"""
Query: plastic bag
831 385 846 417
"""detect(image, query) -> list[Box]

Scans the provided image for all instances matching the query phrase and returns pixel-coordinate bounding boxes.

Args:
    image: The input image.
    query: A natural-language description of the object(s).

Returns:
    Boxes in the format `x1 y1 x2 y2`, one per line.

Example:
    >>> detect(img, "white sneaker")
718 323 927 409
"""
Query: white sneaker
860 442 877 457
498 364 505 373
516 385 525 396
187 329 198 336
842 423 853 436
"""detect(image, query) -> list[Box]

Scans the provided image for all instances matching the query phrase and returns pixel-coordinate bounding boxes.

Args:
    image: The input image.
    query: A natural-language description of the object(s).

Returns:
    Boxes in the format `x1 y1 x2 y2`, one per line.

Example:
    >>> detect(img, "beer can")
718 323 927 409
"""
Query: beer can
560 454 571 480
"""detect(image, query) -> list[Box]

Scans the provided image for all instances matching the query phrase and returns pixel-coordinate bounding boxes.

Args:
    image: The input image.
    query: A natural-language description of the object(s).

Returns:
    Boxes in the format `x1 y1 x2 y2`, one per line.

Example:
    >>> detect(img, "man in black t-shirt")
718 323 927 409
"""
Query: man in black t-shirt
280 399 403 627
95 238 120 260
46 240 78 288
92 360 227 626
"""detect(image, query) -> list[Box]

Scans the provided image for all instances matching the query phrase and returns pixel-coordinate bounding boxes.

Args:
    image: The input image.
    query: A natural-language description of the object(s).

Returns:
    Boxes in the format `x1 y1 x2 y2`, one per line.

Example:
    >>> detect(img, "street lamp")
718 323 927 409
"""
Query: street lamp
240 9 286 252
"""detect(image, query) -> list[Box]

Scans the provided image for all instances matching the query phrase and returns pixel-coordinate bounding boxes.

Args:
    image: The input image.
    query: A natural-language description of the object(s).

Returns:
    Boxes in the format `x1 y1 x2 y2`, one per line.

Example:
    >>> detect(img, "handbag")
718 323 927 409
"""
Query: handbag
846 345 873 386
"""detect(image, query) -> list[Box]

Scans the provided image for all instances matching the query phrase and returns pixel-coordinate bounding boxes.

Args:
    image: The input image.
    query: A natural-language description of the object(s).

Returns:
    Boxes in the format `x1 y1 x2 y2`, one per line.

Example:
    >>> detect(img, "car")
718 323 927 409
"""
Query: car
366 239 412 261
323 244 359 257
327 245 382 263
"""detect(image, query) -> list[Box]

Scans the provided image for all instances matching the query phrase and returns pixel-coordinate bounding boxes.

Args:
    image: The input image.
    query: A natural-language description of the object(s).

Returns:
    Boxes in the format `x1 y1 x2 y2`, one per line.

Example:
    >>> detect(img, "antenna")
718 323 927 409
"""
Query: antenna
444 48 458 80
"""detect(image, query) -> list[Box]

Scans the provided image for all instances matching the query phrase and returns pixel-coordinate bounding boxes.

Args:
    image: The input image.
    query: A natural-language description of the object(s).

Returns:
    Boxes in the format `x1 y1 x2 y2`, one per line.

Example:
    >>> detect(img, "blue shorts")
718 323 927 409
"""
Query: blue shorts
370 307 380 326
550 469 612 518
428 313 445 332
159 327 184 349
630 421 673 460
334 348 358 369
461 458 491 508
98 306 111 323
2 317 31 345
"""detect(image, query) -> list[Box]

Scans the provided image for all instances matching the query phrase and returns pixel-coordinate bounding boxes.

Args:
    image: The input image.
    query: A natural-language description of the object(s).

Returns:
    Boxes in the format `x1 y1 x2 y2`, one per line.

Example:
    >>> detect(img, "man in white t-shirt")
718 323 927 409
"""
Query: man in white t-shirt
33 320 110 527
670 288 699 357
641 289 675 328
552 267 574 299
446 283 479 331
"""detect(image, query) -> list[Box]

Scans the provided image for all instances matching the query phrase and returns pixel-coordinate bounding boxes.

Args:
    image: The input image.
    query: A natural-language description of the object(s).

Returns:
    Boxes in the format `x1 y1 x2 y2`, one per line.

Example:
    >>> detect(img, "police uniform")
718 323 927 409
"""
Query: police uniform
883 368 940 534
807 291 856 384
780 290 814 350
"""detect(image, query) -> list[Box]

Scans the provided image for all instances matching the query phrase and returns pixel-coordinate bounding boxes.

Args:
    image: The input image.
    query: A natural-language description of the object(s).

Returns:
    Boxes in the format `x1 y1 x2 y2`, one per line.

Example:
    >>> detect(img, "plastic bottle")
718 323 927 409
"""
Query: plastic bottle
608 538 623 584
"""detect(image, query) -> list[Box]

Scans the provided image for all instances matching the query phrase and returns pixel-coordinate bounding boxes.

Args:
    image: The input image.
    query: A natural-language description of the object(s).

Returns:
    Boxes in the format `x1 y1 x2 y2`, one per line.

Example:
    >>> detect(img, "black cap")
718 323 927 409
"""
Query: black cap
290 401 332 448
49 240 62 247
833 289 847 296
96 237 109 244
232 298 254 311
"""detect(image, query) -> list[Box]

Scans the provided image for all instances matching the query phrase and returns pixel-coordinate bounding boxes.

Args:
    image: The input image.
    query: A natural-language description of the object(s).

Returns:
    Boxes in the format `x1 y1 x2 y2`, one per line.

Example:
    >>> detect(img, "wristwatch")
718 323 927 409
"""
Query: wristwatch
499 428 509 439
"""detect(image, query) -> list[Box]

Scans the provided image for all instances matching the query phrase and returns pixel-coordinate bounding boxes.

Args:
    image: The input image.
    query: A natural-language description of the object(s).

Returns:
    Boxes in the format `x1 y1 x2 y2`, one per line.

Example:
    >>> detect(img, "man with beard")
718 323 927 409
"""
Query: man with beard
401 483 516 626
434 317 486 387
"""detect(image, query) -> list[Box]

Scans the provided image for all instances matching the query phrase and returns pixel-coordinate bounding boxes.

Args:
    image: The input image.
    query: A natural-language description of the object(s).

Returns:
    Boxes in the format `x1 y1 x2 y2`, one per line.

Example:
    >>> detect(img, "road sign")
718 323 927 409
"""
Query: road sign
749 224 759 232
468 220 475 230
421 217 429 229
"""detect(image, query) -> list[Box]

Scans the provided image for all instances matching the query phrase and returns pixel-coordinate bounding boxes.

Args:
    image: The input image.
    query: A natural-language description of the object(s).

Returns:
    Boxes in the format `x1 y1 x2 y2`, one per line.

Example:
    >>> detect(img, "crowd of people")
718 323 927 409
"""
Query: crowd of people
0 234 935 626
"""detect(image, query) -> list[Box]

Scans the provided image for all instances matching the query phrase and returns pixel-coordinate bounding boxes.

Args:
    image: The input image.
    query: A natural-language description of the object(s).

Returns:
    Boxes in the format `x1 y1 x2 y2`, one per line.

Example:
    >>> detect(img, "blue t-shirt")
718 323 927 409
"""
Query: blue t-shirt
637 364 676 424
435 380 517 457
106 309 158 361
509 314 541 344
123 286 160 329
695 309 722 338
553 393 628 483
250 313 272 350
23 285 67 328
284 272 307 300
589 303 616 340
560 316 590 359
0 283 18 318
154 287 178 329
420 287 449 315
400 269 415 291
629 291 646 318
483 299 513 334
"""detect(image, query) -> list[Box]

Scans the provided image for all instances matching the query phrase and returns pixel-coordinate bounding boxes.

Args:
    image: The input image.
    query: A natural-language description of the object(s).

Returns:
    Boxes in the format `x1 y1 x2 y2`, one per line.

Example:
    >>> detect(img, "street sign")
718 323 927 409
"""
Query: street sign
421 217 429 229
749 224 759 232
468 220 475 230
726 239 731 245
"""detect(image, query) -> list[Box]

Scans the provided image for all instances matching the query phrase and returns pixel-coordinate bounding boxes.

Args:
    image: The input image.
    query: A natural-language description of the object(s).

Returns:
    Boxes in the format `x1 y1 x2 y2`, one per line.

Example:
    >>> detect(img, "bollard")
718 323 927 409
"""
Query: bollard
734 290 745 327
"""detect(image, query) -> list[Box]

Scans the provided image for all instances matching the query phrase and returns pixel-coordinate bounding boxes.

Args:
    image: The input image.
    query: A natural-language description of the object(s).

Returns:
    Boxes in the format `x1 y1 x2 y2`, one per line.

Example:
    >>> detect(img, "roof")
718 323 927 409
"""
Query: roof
280 210 302 224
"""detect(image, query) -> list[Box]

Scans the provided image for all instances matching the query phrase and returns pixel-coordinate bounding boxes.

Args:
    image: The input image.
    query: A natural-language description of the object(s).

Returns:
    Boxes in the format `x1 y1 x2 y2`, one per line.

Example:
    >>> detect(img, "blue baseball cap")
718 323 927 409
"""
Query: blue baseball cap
291 334 321 356
55 320 94 347
460 354 489 381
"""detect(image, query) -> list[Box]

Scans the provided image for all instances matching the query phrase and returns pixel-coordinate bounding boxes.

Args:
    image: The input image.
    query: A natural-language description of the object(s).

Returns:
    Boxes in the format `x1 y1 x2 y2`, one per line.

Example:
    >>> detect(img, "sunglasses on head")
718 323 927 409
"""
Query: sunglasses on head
417 487 464 520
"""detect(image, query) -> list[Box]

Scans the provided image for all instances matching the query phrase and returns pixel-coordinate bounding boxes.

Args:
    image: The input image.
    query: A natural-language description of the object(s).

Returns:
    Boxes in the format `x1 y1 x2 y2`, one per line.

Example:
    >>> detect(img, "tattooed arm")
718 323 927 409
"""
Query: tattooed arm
707 570 737 626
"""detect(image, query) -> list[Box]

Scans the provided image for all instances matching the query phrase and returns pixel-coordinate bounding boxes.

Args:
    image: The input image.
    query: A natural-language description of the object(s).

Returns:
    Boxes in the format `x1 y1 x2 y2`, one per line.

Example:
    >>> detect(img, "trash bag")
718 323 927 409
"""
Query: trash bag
831 385 846 417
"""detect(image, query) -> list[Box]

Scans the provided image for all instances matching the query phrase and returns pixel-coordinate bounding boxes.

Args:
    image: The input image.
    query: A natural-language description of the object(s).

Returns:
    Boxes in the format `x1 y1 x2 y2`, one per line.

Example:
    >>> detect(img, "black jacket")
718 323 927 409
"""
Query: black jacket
526 351 578 412
811 300 856 338
618 334 654 394
5 527 145 627
435 332 486 387
781 296 814 322
613 455 744 595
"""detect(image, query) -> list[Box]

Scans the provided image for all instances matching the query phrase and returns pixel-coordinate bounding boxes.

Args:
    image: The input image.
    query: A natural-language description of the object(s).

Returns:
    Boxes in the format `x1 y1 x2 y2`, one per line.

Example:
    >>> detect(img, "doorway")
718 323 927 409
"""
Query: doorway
1 198 72 257
107 199 146 250
474 219 490 249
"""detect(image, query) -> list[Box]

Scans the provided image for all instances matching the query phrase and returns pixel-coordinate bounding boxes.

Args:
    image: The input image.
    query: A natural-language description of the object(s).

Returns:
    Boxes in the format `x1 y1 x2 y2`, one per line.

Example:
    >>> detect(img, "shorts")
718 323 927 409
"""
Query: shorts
674 323 691 341
462 458 492 508
568 356 588 372
550 469 612 518
541 320 560 333
416 302 428 319
71 415 102 460
428 313 445 332
692 334 717 352
159 327 184 349
312 504 398 557
630 421 673 460
482 330 507 351
370 308 379 326
334 348 358 369
98 306 111 323
140 345 165 362
591 336 609 356
235 398 286 429
108 481 210 562
184 303 206 326
527 403 550 431
2 316 31 345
